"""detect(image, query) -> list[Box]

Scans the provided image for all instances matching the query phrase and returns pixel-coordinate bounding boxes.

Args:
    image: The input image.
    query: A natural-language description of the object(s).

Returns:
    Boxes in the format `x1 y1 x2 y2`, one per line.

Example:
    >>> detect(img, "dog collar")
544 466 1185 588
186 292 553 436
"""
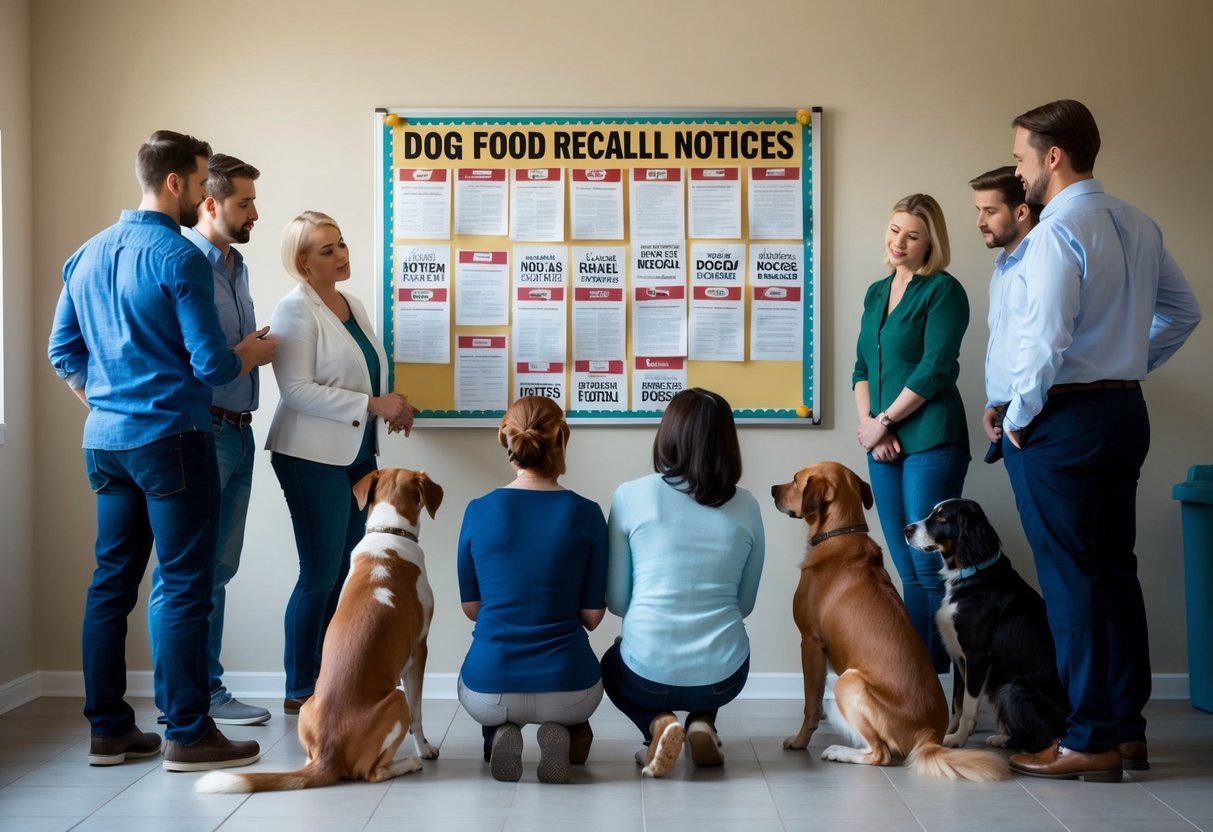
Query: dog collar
366 526 418 542
956 551 1003 579
810 523 869 546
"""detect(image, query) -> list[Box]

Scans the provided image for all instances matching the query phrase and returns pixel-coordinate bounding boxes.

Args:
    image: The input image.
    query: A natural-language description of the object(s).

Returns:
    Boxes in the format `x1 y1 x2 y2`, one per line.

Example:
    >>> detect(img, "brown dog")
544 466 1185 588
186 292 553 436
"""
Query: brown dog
771 462 1008 781
196 468 444 793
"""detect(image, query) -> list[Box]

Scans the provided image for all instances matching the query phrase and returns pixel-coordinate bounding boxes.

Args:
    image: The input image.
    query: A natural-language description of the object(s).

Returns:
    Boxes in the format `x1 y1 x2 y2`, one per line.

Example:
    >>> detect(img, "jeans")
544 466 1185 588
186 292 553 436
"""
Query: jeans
867 442 969 673
83 431 217 744
600 641 749 742
1003 386 1151 752
271 426 377 699
148 416 254 710
458 676 603 749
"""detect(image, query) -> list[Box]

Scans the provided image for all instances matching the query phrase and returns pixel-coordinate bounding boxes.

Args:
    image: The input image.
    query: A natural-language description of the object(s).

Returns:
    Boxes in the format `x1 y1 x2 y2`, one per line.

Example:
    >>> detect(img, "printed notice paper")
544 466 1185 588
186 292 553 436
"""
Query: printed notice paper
633 356 686 412
689 242 746 361
455 169 508 236
631 241 687 357
688 167 741 239
571 360 627 412
455 335 508 411
394 244 450 363
570 169 624 240
514 362 566 409
630 168 685 240
394 169 451 240
455 250 509 325
572 246 626 360
510 168 565 242
749 243 804 361
748 167 803 240
512 246 567 363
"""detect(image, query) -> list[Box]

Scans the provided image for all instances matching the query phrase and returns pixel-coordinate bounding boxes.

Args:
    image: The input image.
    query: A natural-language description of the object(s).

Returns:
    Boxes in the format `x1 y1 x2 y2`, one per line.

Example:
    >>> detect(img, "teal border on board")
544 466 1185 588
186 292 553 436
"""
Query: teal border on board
380 110 817 425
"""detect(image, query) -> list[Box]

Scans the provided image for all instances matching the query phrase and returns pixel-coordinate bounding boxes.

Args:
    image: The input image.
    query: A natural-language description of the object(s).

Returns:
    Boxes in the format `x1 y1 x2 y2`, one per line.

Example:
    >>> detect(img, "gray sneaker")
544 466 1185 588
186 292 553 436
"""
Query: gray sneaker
163 727 260 772
210 697 271 726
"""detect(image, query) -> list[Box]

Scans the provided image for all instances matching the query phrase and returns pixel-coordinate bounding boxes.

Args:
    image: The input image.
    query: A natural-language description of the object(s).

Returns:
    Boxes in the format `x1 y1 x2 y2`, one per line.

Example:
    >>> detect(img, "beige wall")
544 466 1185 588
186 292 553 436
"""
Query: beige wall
10 0 1212 692
1 0 34 688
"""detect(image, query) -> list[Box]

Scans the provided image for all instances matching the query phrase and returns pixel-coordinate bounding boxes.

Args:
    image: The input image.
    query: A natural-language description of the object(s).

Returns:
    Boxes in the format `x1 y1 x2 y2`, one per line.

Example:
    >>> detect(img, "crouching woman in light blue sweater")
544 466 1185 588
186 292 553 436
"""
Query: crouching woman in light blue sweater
602 388 765 778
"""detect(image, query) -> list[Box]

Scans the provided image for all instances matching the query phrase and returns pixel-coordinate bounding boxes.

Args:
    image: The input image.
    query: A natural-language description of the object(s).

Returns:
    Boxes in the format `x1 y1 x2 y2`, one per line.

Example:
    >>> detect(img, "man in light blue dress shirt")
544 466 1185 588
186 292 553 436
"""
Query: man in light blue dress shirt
992 100 1201 781
147 155 272 727
968 165 1038 463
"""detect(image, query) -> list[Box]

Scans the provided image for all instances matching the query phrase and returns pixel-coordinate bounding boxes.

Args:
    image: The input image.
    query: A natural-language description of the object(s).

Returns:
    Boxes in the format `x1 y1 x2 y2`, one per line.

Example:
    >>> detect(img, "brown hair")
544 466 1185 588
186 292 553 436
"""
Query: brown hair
968 165 1042 224
207 153 260 202
1013 99 1101 174
652 388 741 508
135 130 211 194
499 396 570 479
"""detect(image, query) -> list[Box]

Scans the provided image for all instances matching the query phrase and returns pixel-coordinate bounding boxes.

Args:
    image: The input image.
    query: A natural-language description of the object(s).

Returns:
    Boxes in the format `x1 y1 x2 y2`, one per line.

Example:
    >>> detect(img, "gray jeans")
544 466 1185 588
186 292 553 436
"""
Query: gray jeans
457 675 604 727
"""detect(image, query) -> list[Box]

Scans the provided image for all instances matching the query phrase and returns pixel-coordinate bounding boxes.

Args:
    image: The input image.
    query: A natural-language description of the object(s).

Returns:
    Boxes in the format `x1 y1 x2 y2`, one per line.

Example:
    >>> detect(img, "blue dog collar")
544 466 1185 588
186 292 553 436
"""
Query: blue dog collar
956 551 1003 579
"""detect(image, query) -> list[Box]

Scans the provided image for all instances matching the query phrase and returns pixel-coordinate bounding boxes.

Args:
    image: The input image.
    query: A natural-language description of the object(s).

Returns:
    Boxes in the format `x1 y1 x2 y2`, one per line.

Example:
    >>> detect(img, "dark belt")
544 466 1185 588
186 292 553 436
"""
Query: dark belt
209 405 253 426
1048 379 1140 396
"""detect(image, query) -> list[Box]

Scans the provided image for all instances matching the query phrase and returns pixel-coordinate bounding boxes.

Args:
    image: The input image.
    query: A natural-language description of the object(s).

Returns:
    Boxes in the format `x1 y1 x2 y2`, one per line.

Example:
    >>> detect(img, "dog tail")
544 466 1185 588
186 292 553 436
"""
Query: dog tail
907 735 1011 782
195 761 339 794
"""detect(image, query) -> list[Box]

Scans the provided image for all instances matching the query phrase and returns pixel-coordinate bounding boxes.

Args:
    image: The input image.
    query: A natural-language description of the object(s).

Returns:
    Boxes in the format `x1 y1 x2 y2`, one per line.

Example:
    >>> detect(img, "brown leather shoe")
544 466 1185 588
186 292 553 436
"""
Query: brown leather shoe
1119 739 1149 770
88 725 162 766
162 726 260 772
283 695 311 715
1009 741 1123 782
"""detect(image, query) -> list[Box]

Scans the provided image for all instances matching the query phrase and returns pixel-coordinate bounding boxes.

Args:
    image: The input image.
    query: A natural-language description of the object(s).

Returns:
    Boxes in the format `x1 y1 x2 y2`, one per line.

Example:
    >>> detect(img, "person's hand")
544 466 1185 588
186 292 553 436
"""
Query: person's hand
234 326 276 374
856 416 888 451
982 407 1004 443
1007 429 1023 449
371 392 415 437
386 394 416 437
870 434 901 462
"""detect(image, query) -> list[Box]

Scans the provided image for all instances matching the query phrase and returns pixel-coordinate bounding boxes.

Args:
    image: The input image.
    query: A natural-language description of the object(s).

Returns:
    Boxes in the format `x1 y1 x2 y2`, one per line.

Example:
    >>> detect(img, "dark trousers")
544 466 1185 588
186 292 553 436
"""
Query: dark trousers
600 641 749 742
1003 386 1151 752
83 431 218 744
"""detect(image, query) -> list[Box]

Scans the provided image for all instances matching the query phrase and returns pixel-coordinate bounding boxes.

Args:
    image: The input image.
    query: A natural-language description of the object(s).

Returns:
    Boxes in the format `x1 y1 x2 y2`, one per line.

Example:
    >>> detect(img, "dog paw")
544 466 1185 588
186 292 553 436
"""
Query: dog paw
783 735 810 750
942 731 968 748
985 734 1010 748
418 741 439 759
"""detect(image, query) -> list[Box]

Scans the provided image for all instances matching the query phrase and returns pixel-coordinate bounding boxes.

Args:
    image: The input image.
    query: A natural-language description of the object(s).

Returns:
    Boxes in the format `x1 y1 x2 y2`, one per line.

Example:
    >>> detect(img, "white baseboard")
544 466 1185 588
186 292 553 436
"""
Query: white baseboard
1 670 1194 714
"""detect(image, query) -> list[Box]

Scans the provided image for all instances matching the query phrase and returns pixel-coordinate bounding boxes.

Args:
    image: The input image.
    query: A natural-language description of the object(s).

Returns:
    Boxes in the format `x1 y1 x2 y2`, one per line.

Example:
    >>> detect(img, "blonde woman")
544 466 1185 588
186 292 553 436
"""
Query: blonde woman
852 194 970 673
266 211 414 714
457 396 608 784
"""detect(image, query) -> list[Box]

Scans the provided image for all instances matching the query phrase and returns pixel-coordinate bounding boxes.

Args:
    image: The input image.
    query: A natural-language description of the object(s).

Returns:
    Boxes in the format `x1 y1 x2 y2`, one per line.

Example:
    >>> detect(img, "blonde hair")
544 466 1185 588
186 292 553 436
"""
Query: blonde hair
281 210 340 282
498 396 570 480
885 193 951 275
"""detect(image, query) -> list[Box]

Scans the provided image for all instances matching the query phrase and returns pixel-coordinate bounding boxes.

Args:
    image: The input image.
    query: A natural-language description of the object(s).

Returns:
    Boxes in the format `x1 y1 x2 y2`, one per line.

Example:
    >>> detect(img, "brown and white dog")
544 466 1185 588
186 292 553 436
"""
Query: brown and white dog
770 462 1008 781
196 468 443 793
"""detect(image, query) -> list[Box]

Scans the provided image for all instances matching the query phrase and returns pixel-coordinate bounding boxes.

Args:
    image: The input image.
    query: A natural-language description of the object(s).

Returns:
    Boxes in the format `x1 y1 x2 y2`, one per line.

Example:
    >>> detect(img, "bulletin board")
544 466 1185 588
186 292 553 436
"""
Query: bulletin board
373 108 822 426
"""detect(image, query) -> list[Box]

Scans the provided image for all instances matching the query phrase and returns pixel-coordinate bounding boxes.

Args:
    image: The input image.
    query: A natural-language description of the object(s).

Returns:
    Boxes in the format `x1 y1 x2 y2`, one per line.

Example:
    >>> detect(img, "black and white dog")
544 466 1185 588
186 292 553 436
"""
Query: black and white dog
904 499 1067 752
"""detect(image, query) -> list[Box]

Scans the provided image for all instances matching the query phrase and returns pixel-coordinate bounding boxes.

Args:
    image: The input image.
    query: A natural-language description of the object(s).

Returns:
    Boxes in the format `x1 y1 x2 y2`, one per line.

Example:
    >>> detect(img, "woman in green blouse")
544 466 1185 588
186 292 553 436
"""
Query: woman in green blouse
852 193 970 673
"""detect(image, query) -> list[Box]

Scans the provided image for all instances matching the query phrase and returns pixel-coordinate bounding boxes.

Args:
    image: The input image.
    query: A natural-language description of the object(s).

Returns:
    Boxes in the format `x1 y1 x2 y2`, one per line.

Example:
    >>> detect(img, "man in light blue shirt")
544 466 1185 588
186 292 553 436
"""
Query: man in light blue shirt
147 154 271 727
968 165 1038 462
48 131 275 771
994 100 1200 782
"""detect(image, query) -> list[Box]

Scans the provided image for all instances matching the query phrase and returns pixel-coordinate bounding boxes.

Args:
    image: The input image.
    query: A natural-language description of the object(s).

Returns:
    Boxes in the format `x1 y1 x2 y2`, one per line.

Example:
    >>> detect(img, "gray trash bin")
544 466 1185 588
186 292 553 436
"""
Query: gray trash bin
1174 464 1213 713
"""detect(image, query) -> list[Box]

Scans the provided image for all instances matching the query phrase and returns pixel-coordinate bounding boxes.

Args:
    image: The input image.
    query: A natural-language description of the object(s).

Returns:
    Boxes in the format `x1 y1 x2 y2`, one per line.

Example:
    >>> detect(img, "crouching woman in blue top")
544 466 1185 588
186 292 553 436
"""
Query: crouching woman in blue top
457 396 608 784
602 388 765 778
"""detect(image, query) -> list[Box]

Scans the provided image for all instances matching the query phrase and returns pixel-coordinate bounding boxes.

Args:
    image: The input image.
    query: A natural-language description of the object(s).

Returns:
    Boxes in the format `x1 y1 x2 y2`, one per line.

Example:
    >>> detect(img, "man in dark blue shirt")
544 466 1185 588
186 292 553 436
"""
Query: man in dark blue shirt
48 130 275 771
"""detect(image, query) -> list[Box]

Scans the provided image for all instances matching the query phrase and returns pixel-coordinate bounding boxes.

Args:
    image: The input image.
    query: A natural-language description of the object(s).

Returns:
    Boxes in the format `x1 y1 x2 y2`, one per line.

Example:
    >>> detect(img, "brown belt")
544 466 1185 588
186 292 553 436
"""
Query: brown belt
209 405 253 426
1048 379 1140 396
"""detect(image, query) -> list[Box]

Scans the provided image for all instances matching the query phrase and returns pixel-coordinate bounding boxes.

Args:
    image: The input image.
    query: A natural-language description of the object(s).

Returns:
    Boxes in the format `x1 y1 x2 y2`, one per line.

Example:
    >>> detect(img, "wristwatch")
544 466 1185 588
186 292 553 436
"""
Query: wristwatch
878 411 896 428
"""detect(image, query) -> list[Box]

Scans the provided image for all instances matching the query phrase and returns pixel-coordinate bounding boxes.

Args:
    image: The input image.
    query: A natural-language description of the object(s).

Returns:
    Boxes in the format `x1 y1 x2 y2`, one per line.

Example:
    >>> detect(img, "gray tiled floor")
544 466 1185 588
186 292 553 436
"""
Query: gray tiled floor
1 696 1210 831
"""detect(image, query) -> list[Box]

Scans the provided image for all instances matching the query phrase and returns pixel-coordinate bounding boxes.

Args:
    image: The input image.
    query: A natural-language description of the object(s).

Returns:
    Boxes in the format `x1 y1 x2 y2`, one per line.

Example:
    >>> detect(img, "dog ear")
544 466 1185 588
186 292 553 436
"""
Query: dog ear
859 478 874 510
352 470 380 511
958 502 1001 559
416 472 444 519
800 476 831 518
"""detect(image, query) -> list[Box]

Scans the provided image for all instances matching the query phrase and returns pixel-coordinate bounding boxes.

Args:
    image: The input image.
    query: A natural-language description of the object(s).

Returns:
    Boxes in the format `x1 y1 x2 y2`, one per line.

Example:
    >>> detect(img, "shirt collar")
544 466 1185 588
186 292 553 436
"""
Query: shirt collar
182 226 244 273
1041 178 1104 220
120 209 181 231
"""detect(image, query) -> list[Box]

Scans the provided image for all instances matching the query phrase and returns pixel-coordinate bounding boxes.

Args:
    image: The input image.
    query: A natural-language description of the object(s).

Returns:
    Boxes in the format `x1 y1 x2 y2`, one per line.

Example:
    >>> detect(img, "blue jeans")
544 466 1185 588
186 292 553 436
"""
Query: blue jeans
148 416 254 710
1004 386 1151 752
600 641 749 742
868 442 969 673
83 431 217 744
271 427 376 699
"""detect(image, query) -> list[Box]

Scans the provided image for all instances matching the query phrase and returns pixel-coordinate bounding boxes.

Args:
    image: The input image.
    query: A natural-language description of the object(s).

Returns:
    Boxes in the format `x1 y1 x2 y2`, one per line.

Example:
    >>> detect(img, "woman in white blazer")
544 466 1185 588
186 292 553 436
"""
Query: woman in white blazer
266 211 413 713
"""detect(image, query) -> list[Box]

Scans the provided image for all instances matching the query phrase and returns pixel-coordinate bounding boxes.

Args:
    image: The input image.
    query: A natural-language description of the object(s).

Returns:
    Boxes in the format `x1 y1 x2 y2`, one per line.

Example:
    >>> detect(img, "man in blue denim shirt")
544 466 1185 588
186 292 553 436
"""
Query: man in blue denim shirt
147 154 272 728
48 131 276 771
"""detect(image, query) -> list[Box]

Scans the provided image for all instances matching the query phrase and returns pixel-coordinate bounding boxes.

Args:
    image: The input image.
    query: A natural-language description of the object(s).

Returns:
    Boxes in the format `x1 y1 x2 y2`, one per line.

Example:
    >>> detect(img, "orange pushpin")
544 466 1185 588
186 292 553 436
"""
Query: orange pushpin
384 113 406 128
795 109 811 126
